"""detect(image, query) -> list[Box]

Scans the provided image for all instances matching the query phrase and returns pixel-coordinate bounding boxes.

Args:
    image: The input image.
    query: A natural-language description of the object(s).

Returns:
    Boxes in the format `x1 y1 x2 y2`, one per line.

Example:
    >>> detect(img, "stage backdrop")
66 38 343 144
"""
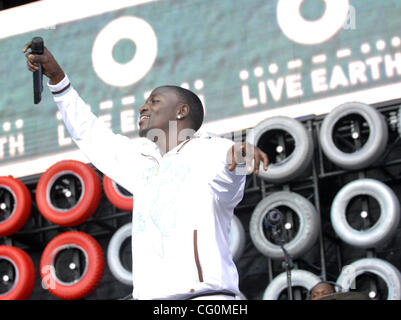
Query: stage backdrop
0 0 400 177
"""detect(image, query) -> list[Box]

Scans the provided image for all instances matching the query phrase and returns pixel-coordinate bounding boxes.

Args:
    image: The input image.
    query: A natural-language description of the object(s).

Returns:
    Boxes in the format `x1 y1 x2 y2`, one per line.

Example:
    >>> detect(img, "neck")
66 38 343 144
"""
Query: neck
156 129 193 156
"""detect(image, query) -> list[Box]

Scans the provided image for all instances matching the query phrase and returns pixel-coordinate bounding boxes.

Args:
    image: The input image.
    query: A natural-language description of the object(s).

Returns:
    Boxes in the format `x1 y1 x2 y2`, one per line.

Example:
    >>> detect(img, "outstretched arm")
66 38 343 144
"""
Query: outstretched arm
207 138 269 206
23 41 65 85
23 41 154 193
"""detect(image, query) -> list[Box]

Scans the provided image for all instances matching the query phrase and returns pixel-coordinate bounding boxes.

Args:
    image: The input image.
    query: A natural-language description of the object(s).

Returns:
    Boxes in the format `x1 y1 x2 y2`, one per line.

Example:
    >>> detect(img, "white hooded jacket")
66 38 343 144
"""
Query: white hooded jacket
48 75 246 299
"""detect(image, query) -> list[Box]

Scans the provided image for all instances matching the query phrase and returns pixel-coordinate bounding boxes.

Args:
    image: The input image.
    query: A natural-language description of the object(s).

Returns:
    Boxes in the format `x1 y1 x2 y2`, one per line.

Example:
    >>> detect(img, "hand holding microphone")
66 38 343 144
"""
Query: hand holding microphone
23 38 66 98
30 37 44 104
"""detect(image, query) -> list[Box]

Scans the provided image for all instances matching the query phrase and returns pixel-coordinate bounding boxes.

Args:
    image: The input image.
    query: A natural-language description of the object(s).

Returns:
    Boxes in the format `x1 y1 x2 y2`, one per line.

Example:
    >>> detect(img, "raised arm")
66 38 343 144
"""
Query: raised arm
23 41 65 85
23 42 155 193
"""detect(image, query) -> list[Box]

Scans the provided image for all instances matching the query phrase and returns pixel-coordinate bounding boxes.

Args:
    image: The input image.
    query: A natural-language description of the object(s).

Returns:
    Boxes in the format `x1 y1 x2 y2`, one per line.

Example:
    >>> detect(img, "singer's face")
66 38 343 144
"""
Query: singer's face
138 87 179 138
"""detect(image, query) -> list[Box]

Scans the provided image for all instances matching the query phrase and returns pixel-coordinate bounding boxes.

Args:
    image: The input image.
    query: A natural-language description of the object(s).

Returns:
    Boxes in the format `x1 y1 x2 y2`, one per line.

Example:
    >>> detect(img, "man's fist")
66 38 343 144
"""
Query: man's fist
227 142 269 175
23 41 65 85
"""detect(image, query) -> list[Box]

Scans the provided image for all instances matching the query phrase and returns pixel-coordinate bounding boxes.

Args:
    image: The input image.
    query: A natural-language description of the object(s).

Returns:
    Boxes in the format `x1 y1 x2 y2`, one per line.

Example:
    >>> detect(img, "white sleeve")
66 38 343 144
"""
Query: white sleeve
48 75 155 194
207 138 247 205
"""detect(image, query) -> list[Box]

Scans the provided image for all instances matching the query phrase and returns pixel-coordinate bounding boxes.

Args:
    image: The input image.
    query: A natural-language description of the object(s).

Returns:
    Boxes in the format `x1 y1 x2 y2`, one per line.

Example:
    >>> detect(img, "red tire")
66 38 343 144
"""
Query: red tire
102 175 133 211
0 245 35 300
0 176 31 236
40 231 104 300
36 160 101 227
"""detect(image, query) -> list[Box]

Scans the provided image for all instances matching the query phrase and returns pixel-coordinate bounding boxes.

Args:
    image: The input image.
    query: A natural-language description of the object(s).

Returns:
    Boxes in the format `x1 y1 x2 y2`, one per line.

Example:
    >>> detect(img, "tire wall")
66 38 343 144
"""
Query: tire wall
1 101 401 300
245 101 401 300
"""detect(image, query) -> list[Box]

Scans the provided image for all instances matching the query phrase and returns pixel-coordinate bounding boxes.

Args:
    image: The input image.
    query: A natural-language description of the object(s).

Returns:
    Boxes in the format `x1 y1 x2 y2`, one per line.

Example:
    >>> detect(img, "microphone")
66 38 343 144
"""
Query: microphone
263 209 284 245
265 209 283 227
31 37 44 104
265 208 295 299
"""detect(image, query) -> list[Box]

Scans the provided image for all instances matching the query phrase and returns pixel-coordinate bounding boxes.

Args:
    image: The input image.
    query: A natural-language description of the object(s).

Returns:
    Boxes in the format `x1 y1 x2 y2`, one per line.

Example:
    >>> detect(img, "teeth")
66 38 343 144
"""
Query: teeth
140 115 150 121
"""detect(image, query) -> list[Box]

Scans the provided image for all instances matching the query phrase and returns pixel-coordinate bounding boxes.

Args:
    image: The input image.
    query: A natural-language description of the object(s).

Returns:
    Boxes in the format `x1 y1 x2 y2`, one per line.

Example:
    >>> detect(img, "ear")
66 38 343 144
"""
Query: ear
176 103 190 119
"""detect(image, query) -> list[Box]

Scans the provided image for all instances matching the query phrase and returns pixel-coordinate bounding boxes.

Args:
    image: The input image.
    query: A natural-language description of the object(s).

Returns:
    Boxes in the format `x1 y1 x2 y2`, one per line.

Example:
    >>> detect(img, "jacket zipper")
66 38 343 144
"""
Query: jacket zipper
193 229 204 282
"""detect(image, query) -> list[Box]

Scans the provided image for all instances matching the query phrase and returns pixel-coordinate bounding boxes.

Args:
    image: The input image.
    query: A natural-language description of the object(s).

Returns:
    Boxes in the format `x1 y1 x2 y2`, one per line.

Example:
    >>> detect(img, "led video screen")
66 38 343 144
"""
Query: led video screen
0 0 400 177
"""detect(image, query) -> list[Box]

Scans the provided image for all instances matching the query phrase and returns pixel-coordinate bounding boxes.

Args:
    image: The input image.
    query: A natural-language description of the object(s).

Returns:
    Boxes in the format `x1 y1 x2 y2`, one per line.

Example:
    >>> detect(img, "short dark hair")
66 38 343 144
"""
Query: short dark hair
164 85 204 132
311 282 335 293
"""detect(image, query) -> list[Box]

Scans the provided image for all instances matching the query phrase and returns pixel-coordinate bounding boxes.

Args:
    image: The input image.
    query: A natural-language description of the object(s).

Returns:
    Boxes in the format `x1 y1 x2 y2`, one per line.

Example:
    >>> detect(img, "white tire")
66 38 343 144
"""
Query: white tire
263 269 321 300
319 102 388 170
247 116 313 183
331 179 400 248
107 223 132 286
249 191 320 259
337 258 401 300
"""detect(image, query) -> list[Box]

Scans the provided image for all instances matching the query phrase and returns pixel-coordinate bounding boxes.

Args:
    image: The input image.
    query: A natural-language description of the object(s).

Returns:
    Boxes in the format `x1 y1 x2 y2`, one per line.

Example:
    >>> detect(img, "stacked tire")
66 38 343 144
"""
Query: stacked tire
246 116 314 184
320 103 400 300
40 231 104 300
249 102 400 300
0 246 35 300
33 160 105 299
102 175 133 212
319 102 388 170
0 176 31 236
10 160 136 299
0 177 34 300
249 191 320 260
35 160 101 227
246 116 319 299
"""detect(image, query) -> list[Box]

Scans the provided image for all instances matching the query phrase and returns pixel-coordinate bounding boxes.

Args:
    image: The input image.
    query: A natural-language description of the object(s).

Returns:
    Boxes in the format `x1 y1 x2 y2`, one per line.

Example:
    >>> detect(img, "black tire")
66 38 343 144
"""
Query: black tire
331 179 400 248
249 191 320 259
319 102 388 170
246 116 313 183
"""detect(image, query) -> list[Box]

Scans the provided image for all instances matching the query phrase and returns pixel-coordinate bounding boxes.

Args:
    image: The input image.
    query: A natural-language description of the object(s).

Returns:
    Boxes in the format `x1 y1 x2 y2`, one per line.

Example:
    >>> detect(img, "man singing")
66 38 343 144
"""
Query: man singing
24 42 268 300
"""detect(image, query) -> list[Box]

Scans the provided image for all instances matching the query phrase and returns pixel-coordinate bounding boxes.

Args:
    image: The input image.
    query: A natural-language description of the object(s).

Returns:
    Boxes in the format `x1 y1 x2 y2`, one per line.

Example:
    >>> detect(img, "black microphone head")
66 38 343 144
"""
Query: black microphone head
31 37 44 54
266 209 283 226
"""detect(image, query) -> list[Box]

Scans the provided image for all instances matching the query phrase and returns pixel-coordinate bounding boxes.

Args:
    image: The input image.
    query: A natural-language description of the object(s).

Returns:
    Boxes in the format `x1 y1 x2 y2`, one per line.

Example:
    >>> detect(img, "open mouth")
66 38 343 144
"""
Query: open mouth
139 115 150 125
